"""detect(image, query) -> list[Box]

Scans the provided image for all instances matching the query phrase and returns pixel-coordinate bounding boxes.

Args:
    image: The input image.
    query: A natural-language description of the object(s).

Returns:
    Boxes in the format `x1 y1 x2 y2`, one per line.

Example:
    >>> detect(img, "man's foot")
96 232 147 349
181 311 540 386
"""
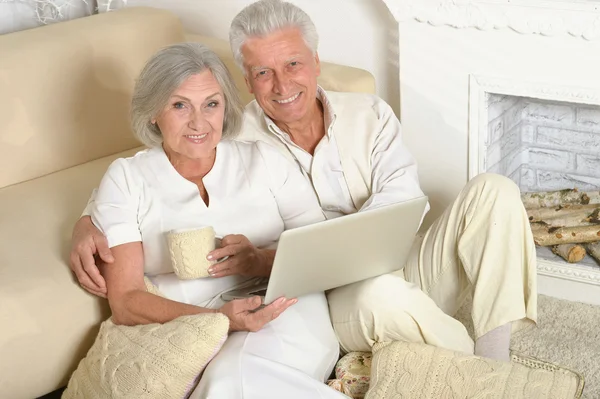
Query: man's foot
474 323 511 362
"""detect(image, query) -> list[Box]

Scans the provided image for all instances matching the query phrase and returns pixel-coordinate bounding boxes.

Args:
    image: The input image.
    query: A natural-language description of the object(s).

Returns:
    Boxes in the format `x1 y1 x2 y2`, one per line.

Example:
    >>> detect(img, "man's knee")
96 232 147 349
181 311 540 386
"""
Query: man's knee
467 173 520 197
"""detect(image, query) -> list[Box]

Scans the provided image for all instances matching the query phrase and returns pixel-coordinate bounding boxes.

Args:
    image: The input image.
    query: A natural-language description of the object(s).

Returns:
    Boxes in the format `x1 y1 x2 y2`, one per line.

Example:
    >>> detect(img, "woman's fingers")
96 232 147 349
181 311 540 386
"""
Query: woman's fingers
207 243 243 262
248 297 297 330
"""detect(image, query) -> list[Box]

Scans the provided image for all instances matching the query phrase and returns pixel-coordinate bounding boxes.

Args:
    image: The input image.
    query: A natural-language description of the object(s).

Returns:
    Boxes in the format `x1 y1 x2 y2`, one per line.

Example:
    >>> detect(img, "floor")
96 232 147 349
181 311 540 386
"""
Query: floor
456 294 600 399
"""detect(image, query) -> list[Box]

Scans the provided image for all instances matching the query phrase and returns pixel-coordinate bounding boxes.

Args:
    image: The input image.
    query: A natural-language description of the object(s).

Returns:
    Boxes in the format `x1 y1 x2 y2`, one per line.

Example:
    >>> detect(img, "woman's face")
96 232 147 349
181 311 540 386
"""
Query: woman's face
153 70 225 160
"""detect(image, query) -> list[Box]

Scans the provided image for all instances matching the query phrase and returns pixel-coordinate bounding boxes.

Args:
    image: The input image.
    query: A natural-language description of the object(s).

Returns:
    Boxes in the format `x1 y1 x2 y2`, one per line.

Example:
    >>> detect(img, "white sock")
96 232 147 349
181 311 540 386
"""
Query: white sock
474 323 511 362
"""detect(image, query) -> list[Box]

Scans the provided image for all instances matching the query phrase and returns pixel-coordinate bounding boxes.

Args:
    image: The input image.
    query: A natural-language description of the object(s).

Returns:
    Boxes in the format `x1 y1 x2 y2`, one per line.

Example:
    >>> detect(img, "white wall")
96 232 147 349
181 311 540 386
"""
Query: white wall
395 4 600 227
2 0 400 112
117 0 400 115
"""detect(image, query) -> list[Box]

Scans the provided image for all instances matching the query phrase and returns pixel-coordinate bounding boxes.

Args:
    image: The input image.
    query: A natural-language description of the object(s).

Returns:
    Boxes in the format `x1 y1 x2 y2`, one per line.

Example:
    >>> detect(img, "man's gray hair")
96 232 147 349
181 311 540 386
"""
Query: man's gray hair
131 42 244 147
229 0 319 72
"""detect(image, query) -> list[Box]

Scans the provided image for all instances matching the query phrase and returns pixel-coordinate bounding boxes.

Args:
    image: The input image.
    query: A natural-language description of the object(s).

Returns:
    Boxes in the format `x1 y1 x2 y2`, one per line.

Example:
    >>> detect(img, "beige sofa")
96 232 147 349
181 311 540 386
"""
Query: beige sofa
0 7 375 398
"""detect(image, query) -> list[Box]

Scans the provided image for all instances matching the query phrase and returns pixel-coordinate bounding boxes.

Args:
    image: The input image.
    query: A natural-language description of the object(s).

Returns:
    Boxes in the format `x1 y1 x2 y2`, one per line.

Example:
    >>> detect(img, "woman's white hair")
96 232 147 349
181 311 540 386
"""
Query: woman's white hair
229 0 319 72
131 42 244 148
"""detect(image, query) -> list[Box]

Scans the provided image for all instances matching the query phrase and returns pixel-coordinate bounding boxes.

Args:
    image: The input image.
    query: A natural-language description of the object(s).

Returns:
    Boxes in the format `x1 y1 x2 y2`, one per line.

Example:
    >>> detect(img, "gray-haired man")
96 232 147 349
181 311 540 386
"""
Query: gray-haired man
71 0 537 367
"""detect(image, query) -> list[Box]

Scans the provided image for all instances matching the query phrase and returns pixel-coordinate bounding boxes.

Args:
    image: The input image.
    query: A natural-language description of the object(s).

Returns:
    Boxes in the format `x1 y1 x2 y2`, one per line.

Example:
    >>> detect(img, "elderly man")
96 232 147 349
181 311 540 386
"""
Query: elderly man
71 0 537 365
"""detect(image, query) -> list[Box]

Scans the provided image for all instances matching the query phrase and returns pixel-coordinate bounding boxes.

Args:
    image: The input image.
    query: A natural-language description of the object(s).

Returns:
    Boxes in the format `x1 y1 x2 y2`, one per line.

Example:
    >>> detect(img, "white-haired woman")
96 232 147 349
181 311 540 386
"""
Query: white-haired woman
85 42 344 398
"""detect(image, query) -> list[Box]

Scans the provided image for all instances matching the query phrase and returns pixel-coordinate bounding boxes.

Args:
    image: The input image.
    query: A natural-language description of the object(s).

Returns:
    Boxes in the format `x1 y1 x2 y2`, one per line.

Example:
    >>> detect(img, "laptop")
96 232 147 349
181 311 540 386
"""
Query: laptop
221 196 428 305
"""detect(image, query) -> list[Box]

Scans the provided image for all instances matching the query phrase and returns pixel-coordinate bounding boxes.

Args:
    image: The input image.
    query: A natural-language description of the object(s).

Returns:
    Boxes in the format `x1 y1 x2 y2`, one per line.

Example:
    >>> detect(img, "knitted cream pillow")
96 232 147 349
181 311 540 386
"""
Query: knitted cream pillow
366 341 584 399
62 313 229 399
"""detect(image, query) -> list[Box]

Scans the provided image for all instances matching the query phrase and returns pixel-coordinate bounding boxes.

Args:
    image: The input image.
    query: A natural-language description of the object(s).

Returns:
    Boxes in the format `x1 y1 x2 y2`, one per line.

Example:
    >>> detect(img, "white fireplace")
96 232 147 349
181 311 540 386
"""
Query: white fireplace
470 76 600 304
382 0 600 304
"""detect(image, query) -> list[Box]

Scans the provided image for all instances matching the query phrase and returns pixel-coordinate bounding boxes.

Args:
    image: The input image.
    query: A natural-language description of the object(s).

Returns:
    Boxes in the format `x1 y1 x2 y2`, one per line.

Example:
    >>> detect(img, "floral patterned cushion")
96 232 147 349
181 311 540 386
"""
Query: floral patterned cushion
327 352 372 398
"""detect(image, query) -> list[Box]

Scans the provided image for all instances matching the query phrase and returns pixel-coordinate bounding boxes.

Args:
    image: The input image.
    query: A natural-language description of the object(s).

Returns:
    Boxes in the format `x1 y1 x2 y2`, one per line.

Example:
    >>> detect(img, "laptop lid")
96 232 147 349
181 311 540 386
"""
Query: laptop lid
264 196 428 303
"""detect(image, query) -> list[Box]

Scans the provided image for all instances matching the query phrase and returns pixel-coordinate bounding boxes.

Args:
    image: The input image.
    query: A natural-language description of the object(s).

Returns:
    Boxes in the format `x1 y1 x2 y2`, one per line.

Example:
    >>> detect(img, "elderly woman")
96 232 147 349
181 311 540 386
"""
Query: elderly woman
88 42 344 398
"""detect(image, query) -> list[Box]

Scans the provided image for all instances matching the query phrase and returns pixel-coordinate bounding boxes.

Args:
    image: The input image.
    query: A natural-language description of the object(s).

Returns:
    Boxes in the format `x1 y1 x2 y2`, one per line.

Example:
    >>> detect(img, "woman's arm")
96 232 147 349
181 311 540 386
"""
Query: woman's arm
102 242 215 326
106 241 296 330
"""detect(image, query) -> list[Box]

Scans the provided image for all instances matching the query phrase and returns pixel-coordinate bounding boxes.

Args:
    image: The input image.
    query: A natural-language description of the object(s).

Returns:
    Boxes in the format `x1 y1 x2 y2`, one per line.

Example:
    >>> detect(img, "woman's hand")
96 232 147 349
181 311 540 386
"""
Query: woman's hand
218 296 297 332
70 216 113 297
207 234 274 278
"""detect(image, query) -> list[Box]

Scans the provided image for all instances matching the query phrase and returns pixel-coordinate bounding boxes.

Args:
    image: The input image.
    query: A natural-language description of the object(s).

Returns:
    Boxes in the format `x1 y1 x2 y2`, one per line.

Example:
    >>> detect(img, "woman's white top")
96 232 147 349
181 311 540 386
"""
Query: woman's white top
90 140 326 307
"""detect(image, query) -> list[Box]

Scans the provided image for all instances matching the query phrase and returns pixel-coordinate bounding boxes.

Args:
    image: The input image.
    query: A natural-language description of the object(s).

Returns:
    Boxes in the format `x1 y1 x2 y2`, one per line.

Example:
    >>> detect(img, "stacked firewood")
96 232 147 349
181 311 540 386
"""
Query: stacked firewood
522 189 600 264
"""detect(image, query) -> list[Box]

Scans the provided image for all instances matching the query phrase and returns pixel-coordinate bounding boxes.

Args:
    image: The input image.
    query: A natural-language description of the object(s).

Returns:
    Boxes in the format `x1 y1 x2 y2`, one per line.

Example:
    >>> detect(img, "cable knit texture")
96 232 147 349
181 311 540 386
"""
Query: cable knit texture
62 313 229 399
167 227 216 280
366 341 584 399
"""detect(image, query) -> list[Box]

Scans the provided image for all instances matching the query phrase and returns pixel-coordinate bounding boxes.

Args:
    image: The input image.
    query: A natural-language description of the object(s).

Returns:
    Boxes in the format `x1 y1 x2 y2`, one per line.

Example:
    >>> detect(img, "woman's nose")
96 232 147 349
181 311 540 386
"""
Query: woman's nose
189 110 209 131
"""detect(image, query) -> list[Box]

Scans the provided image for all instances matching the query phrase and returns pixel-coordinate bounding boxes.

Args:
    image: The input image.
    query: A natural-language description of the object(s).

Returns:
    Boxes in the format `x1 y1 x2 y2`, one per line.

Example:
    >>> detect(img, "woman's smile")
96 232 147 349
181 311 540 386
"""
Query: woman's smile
184 133 210 144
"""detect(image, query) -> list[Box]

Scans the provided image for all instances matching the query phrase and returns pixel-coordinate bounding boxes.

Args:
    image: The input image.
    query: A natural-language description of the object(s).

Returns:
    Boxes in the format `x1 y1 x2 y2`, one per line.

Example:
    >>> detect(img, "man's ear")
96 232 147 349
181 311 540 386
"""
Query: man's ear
314 52 321 77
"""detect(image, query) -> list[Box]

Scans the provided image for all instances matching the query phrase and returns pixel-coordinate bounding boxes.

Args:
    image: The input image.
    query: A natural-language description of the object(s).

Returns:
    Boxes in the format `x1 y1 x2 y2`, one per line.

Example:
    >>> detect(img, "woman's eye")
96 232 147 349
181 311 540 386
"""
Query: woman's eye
207 101 219 108
173 102 185 109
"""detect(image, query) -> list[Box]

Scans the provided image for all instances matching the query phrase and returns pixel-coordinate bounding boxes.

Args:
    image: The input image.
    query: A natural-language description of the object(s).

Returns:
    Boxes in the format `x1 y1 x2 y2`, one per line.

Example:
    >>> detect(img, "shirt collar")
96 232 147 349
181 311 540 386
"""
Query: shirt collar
262 85 337 141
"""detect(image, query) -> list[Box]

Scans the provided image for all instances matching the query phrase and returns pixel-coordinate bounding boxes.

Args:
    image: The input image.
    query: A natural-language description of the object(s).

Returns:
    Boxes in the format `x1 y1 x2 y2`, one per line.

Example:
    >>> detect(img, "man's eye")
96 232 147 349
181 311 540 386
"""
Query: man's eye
255 70 270 79
290 61 298 67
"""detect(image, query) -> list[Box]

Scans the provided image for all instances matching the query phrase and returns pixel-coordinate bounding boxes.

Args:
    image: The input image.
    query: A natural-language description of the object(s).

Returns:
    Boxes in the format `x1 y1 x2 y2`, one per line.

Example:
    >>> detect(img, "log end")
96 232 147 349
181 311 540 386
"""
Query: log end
568 245 587 263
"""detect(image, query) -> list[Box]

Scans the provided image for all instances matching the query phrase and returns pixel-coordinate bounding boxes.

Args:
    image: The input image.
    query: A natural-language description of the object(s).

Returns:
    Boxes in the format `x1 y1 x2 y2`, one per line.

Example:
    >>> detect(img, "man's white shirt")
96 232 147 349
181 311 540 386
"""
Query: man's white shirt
262 86 429 221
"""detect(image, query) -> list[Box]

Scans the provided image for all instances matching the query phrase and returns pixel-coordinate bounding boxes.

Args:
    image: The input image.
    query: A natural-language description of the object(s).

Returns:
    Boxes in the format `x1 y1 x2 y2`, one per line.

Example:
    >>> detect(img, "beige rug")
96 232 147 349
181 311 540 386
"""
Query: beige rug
456 294 600 399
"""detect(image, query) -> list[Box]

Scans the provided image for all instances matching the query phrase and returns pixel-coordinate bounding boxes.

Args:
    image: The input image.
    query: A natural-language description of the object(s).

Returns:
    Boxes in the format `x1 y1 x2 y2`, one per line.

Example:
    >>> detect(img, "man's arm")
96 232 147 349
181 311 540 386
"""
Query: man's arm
359 98 430 224
80 188 98 218
70 188 112 297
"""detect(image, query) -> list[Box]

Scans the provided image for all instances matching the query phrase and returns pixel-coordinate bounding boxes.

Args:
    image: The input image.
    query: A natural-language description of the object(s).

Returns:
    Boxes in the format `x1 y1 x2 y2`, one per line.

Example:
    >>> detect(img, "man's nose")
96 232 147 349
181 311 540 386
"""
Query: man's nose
273 72 293 96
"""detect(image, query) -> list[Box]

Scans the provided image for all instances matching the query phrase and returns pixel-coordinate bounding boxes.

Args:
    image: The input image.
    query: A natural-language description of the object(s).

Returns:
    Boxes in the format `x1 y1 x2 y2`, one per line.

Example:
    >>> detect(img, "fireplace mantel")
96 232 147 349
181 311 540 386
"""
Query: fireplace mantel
382 0 600 41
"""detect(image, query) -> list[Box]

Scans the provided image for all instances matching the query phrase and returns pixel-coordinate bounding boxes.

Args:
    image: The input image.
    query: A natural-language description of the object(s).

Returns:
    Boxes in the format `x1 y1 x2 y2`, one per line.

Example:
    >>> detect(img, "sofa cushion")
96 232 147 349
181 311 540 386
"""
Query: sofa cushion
0 147 143 398
61 313 229 399
0 7 184 189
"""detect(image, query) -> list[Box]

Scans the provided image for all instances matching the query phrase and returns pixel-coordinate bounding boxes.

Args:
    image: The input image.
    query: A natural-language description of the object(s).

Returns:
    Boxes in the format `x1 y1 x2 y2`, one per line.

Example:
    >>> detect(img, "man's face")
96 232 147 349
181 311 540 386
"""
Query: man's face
241 27 321 125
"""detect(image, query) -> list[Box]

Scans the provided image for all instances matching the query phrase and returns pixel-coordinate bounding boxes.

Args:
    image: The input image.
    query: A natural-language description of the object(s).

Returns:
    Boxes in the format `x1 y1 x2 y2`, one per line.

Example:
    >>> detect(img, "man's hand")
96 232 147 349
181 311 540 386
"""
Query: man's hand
207 234 274 278
218 296 296 332
70 216 113 297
